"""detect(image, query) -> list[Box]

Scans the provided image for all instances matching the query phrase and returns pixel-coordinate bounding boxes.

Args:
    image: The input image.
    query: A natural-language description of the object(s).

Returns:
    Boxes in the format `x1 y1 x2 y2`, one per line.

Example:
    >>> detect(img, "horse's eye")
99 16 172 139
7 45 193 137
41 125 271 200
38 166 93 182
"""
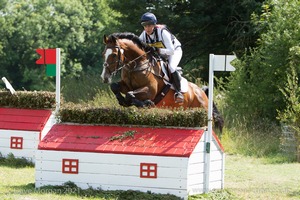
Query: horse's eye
110 54 118 59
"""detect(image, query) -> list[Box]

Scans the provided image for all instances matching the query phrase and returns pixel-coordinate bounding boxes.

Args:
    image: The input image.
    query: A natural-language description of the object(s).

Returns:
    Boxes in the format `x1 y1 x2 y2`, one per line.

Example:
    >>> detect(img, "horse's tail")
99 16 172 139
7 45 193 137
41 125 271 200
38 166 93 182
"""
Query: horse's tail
202 86 224 133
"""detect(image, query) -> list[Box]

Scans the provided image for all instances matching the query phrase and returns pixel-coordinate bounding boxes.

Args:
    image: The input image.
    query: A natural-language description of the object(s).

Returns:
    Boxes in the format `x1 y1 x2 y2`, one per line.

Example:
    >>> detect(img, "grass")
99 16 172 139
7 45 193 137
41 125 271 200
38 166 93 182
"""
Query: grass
0 155 299 200
224 154 300 200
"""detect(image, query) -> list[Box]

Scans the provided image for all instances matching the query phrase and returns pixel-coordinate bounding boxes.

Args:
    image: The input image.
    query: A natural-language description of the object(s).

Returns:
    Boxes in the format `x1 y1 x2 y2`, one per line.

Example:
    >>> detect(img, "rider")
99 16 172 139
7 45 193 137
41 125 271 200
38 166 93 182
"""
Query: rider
139 12 184 103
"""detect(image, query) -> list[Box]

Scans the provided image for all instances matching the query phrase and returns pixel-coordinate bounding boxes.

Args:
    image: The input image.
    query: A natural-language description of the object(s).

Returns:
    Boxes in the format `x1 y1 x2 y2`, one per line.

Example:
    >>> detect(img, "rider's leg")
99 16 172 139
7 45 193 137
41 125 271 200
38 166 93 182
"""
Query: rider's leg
168 47 184 103
171 71 184 103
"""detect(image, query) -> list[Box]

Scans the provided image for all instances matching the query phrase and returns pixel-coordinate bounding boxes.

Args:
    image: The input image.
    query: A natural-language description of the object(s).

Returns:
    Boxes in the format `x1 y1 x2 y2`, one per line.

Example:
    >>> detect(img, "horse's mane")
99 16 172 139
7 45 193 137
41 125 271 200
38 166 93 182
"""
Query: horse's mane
109 32 151 51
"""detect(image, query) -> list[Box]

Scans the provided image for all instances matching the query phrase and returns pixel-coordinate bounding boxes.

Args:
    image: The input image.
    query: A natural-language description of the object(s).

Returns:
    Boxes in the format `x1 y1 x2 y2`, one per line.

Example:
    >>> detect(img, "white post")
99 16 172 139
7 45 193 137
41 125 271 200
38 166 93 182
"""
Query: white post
55 48 61 114
204 54 214 193
2 77 16 95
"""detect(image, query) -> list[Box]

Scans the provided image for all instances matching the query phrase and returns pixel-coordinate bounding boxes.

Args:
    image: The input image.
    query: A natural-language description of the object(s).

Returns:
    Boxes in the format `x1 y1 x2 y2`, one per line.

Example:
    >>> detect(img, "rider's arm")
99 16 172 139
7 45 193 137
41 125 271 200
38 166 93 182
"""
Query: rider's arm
159 29 174 56
139 32 145 42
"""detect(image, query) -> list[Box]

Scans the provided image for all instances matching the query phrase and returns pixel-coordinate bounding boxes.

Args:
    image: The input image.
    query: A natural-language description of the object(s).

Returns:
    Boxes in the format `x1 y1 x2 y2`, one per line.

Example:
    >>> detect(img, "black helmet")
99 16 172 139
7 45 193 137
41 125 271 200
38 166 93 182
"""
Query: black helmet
140 12 157 26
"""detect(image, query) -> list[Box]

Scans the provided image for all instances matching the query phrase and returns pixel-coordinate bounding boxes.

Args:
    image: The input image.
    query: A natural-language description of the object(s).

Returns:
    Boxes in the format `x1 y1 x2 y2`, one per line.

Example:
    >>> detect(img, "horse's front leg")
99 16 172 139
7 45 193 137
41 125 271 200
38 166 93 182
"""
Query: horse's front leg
110 82 131 107
125 87 155 108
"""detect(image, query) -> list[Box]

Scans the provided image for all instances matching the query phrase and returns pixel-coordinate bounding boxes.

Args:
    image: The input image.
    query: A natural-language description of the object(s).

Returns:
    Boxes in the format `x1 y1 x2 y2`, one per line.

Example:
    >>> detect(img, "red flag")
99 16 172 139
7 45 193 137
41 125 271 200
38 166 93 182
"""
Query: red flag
36 49 56 64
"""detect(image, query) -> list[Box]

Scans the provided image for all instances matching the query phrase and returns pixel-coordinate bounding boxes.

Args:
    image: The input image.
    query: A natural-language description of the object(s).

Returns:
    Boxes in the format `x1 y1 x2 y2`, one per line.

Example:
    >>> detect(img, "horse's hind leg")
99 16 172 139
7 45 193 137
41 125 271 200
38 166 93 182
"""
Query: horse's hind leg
110 82 131 107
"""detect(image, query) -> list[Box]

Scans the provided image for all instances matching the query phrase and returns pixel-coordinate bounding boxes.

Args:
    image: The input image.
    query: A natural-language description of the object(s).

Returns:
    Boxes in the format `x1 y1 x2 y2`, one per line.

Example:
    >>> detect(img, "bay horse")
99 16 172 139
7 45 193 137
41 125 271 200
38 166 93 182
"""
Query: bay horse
101 32 224 132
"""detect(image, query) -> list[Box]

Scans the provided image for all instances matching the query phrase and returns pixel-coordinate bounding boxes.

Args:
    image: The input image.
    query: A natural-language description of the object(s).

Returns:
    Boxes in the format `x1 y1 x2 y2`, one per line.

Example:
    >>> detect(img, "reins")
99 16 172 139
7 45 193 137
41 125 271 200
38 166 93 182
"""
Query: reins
104 41 165 81
122 51 151 72
109 46 154 74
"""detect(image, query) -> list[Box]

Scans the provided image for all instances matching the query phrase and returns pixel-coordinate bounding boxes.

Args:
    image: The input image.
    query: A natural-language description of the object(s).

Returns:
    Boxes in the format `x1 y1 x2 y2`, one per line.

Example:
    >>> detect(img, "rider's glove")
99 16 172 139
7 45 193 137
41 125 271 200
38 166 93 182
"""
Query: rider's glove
150 46 159 55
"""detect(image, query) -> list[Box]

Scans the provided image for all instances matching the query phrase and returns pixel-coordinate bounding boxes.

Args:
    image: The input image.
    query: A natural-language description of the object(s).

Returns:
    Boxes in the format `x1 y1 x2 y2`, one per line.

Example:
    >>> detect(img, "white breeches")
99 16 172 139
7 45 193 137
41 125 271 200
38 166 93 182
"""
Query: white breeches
168 47 182 73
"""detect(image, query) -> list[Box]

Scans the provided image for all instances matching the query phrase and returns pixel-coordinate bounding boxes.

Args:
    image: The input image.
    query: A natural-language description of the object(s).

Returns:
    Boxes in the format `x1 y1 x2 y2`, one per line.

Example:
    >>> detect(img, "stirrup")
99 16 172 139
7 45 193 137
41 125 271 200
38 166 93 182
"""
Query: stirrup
174 92 184 103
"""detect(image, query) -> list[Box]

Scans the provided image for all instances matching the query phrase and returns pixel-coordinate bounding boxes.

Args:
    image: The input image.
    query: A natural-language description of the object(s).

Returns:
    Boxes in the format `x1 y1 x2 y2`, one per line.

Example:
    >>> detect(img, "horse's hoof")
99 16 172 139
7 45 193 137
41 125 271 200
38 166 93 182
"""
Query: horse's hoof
144 100 155 107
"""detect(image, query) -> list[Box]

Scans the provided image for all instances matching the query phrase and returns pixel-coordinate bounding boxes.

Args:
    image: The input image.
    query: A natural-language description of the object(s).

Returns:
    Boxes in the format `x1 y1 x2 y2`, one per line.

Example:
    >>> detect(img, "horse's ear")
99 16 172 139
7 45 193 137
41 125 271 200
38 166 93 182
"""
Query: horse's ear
103 35 108 44
111 35 117 43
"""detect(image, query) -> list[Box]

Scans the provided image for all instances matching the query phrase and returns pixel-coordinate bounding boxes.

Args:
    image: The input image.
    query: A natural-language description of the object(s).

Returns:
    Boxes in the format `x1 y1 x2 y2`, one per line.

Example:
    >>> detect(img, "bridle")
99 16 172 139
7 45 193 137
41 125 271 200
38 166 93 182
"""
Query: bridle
103 45 124 76
103 44 152 76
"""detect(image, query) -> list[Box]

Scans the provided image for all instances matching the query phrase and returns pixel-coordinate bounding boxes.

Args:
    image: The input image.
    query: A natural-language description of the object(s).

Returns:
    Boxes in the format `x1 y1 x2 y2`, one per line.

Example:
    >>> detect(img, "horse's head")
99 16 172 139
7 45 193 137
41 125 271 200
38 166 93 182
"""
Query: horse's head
101 34 125 83
101 33 153 84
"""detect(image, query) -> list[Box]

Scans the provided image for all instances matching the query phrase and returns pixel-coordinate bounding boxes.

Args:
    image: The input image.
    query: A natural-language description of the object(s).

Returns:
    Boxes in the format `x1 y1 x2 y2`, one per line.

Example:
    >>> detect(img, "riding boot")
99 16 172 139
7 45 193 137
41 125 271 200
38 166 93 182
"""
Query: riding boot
171 71 184 103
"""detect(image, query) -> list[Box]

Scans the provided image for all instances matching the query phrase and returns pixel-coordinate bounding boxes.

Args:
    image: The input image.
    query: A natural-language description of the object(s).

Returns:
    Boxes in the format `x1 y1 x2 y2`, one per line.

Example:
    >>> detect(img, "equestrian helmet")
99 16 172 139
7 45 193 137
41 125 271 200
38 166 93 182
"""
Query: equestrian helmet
140 12 157 25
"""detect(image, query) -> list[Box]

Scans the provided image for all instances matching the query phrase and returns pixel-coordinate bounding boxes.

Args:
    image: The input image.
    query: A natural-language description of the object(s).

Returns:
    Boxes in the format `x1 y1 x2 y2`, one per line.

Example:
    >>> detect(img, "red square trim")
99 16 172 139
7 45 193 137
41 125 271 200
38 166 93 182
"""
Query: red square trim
10 137 23 149
62 159 79 174
140 163 157 178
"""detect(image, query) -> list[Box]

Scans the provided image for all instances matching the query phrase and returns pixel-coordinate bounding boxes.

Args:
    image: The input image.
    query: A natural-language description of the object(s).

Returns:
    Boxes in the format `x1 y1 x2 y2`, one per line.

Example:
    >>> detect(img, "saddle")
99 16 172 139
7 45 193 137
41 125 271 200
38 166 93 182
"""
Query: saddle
157 58 188 93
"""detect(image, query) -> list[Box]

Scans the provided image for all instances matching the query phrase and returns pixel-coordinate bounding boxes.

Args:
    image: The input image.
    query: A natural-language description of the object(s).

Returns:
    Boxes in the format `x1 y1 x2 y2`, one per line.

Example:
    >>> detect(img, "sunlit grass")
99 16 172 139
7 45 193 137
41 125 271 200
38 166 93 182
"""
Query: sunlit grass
224 155 300 200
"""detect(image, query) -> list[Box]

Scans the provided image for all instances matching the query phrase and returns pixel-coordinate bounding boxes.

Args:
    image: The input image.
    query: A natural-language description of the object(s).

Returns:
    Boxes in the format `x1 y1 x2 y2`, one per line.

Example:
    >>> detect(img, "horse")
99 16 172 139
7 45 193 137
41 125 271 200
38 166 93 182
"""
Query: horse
101 32 224 132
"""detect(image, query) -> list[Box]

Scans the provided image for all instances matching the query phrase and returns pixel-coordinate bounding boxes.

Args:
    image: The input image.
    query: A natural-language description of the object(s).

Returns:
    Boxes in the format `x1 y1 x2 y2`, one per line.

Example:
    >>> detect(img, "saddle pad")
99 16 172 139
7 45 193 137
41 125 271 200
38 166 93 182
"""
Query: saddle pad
161 63 188 93
164 77 188 93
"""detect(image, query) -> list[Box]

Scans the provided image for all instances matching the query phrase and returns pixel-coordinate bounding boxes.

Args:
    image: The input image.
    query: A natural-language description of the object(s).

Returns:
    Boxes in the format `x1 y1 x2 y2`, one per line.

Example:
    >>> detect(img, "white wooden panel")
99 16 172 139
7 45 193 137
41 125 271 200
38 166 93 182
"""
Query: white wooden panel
0 131 38 162
40 113 56 140
210 149 223 161
187 173 204 186
209 170 223 182
190 141 205 154
188 170 222 186
211 140 219 151
221 153 225 189
188 152 205 164
35 150 192 199
35 159 188 179
0 147 35 160
35 170 187 190
211 160 223 171
0 138 10 147
0 138 38 149
188 160 222 175
0 134 38 149
36 150 189 168
0 139 38 150
187 183 204 195
187 162 205 175
0 130 39 139
210 180 222 190
35 180 188 200
187 181 221 195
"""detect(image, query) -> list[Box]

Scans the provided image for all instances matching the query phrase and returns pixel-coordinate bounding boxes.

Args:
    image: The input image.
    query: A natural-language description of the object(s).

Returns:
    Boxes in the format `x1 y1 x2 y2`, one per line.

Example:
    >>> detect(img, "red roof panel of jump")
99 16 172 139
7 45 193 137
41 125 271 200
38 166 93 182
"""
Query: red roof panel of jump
39 124 208 157
0 108 52 131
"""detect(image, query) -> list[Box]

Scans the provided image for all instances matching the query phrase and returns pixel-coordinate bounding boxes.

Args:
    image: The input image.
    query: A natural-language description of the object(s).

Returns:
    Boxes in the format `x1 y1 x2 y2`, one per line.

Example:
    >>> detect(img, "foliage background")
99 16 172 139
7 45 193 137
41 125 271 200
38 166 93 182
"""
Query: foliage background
0 0 263 90
0 0 300 160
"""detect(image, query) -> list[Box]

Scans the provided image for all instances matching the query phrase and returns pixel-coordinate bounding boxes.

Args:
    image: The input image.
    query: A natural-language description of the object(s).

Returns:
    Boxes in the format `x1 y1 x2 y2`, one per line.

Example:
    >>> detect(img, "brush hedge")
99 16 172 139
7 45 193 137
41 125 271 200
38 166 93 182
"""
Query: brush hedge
0 90 56 109
59 103 207 127
0 90 207 127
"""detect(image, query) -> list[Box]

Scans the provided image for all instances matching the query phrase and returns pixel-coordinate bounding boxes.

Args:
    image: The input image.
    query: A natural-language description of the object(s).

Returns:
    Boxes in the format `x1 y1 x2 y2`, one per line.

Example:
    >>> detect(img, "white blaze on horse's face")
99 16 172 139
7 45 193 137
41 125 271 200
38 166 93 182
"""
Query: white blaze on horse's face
104 48 113 62
101 48 113 83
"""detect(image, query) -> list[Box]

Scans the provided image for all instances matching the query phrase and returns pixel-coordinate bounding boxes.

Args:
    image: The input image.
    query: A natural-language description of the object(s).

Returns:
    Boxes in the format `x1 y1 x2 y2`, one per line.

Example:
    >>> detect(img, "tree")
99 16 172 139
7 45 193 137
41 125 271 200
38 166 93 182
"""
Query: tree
0 0 263 92
224 0 300 122
0 0 120 90
109 0 263 83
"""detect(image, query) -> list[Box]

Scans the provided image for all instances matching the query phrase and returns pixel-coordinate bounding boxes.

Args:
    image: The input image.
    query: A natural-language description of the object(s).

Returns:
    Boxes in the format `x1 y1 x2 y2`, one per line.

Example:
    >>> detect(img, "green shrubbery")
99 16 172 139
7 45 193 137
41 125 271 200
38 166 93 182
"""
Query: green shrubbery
59 102 207 127
0 153 34 168
0 90 56 109
0 88 207 128
221 0 300 162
